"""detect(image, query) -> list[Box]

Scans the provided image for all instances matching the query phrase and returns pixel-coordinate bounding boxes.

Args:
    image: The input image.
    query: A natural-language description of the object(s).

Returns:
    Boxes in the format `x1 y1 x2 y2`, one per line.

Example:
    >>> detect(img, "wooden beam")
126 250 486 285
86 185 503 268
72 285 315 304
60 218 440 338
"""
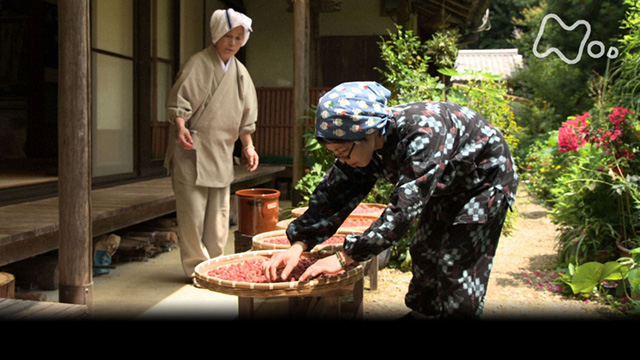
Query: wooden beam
57 0 93 309
292 0 310 206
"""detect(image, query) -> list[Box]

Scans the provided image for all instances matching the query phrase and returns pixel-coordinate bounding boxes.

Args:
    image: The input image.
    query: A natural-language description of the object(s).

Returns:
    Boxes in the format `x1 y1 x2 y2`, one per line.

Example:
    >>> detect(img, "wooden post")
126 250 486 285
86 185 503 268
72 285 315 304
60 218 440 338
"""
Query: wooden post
291 0 310 206
57 0 93 309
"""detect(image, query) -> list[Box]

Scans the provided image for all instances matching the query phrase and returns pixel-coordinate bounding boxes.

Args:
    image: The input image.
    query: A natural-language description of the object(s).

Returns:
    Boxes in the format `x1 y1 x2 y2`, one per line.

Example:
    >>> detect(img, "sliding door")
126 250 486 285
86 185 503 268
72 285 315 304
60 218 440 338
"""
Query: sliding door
90 0 135 178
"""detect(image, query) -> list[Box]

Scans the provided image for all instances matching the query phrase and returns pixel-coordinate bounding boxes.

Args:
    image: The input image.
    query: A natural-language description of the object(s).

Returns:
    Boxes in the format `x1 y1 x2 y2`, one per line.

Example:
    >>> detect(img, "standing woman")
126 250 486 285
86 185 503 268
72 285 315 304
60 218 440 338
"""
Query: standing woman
263 81 518 319
164 9 259 281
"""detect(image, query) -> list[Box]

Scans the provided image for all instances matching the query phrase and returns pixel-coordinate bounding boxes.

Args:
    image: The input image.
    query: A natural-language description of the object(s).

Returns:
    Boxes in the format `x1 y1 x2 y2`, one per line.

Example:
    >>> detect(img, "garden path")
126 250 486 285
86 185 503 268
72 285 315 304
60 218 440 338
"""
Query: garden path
362 186 628 320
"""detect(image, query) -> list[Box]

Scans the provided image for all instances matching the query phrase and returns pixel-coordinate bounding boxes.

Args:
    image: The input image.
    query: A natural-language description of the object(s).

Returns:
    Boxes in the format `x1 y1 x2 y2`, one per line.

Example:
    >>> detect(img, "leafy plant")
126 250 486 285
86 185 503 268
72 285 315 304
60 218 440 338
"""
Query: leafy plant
425 28 460 84
609 0 640 115
439 68 522 152
294 162 325 207
555 247 640 315
376 24 445 105
301 128 334 172
551 143 621 263
558 260 627 295
550 106 640 264
519 131 567 204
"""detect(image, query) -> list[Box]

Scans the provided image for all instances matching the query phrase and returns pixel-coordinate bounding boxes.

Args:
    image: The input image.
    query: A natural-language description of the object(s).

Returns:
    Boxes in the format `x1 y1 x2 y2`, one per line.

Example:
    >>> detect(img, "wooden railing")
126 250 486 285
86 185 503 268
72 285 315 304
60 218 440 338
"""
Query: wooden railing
151 87 330 161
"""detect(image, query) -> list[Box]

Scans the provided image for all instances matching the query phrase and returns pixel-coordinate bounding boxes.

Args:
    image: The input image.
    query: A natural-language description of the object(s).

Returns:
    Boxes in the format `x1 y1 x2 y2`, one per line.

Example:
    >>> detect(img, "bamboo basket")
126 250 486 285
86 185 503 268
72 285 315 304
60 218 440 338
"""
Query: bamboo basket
194 250 363 298
251 228 362 252
291 203 387 218
277 214 378 232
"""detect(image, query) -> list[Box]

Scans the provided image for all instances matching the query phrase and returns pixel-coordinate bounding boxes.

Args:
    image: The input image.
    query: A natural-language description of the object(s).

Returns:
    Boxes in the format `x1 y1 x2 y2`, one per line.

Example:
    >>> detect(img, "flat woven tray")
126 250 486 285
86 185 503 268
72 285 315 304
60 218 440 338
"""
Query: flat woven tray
276 214 377 232
291 203 387 218
251 228 362 252
194 250 363 298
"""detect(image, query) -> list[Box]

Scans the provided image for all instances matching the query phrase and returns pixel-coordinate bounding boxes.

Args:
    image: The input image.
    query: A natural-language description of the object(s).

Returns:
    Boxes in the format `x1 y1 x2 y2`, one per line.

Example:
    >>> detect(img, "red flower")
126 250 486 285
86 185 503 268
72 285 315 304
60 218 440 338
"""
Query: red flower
558 112 590 153
608 107 630 126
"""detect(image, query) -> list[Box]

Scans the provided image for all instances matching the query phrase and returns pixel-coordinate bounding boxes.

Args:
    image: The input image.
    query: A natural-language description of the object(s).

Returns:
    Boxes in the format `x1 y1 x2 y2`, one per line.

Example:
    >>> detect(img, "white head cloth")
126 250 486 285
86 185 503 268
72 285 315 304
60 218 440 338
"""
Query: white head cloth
210 8 252 47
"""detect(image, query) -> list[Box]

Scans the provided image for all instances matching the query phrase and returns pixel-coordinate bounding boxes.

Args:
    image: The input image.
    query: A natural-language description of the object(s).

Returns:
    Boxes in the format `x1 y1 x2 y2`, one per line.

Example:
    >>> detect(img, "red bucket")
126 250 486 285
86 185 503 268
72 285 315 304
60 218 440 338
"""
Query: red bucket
235 188 280 236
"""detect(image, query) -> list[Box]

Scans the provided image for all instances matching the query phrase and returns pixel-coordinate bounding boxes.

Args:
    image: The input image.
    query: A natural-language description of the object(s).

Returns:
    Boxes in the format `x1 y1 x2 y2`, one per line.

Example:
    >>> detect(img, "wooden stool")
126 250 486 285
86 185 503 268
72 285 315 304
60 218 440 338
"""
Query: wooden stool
0 273 15 299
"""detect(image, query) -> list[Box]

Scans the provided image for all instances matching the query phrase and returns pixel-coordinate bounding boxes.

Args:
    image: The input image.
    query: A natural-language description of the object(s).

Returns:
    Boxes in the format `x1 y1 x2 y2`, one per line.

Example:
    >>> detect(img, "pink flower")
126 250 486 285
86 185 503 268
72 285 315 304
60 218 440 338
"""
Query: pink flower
549 285 563 292
608 107 630 126
558 113 590 153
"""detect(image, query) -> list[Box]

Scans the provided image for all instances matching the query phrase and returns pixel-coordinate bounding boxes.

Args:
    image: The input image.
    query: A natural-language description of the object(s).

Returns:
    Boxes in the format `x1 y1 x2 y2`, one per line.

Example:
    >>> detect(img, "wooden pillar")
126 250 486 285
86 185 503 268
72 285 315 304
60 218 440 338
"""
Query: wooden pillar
57 0 93 309
291 0 310 206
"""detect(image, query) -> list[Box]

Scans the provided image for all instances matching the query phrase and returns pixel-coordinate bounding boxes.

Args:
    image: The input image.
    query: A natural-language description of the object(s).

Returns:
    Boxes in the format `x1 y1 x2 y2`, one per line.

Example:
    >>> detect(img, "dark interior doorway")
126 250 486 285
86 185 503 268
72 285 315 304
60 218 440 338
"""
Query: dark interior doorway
0 0 59 196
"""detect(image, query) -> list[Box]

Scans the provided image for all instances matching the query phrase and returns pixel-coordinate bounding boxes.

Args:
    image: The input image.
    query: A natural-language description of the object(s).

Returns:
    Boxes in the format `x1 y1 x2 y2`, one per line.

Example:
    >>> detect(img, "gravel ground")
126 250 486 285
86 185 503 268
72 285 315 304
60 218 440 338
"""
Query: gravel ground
361 187 629 321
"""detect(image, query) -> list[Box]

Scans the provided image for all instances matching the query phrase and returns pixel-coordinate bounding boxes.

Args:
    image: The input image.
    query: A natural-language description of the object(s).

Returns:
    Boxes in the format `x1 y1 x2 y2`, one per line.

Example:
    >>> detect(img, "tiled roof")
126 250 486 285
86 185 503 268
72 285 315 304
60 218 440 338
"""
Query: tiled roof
452 48 523 81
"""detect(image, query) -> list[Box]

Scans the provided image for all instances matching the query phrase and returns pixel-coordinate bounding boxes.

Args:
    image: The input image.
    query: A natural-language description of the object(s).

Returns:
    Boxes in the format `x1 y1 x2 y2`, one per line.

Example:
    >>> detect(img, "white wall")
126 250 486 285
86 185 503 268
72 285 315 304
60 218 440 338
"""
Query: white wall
244 0 401 87
244 1 295 87
179 0 205 66
181 1 405 87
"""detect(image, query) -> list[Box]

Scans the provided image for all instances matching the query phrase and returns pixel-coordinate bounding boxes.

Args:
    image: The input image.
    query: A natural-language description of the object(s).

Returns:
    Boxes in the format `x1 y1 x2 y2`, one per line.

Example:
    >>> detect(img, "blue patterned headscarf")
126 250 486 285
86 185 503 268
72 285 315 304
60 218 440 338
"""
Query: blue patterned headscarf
315 81 392 141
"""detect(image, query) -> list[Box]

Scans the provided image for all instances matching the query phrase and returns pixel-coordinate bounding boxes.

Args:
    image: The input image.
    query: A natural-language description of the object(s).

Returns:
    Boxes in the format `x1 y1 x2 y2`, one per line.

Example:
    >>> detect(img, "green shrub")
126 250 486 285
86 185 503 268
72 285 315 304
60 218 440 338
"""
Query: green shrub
609 0 640 115
519 131 566 204
550 106 640 265
377 24 445 104
551 143 620 264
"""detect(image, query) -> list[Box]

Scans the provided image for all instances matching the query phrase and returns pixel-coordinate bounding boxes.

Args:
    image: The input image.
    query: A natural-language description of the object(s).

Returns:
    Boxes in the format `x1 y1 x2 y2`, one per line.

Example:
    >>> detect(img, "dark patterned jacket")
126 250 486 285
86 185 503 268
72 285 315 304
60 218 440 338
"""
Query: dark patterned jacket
287 102 519 262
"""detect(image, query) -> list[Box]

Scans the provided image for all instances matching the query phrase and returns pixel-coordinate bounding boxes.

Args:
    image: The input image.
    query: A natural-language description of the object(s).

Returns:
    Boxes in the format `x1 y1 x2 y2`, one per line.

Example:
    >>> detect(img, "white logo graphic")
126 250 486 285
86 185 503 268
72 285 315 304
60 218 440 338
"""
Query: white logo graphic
533 14 619 64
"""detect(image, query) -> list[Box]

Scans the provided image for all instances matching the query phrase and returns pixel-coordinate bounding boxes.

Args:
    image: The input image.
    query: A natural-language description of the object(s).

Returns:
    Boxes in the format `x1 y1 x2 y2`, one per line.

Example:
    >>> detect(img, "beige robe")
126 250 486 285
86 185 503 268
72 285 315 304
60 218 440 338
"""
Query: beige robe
164 44 257 188
164 45 257 276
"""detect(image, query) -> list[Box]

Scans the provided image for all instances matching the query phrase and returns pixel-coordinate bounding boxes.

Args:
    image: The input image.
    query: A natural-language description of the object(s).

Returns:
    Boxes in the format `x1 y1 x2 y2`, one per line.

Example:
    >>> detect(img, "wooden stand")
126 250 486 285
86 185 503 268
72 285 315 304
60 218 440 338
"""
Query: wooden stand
234 231 253 253
368 255 379 291
237 276 364 319
195 250 364 320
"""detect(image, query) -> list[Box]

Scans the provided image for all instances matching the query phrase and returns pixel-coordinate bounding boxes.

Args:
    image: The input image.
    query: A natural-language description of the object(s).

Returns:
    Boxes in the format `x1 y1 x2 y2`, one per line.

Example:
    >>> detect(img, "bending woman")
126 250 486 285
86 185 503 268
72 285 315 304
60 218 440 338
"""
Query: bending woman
263 81 518 319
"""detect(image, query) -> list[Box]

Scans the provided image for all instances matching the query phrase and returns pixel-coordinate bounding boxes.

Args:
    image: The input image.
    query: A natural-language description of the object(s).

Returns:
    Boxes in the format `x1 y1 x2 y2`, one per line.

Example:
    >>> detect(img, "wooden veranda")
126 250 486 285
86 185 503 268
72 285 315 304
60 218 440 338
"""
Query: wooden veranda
0 165 286 268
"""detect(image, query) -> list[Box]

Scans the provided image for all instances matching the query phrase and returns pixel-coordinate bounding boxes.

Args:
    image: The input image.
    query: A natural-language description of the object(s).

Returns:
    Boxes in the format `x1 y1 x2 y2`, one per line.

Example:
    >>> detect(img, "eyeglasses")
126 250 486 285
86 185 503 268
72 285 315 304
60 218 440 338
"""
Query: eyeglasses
327 142 357 161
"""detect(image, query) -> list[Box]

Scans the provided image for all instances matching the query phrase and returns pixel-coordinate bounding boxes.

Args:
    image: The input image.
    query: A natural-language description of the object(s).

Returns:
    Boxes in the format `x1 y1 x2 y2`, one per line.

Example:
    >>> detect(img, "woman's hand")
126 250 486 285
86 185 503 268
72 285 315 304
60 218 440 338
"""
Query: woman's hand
262 242 305 282
299 252 351 281
243 145 259 172
239 133 259 172
177 128 194 150
174 117 193 150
